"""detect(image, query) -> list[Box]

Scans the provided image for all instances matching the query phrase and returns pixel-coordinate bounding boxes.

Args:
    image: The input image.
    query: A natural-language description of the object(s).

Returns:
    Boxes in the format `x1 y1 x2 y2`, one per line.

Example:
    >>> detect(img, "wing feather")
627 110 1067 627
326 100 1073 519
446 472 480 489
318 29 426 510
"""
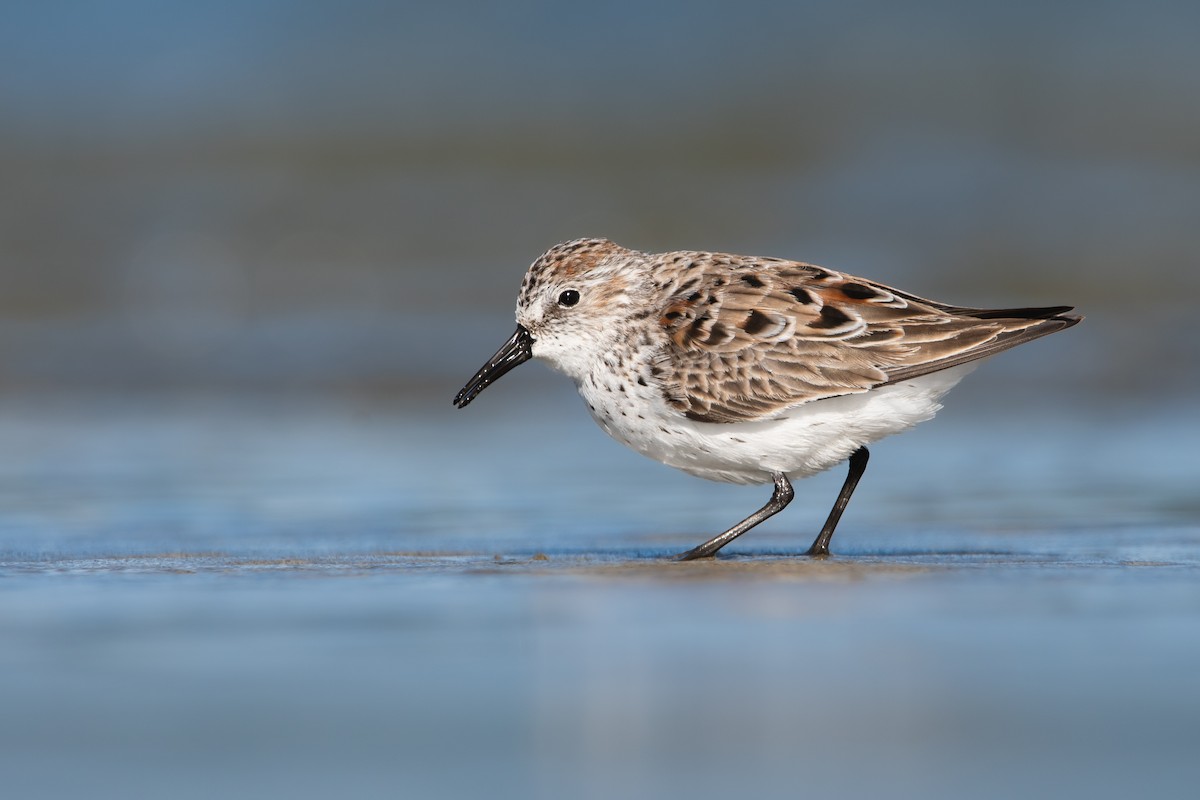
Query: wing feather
655 253 1081 423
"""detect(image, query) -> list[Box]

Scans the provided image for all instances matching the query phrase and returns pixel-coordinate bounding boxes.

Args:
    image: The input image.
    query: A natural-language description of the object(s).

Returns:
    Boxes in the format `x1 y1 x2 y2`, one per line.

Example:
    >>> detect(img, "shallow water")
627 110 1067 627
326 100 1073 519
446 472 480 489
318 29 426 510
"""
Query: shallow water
1 391 1198 800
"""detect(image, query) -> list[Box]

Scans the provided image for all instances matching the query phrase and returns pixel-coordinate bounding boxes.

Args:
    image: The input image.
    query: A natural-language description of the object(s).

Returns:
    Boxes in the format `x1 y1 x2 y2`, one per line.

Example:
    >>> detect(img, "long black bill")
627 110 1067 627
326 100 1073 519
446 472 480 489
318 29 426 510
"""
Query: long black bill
452 325 534 408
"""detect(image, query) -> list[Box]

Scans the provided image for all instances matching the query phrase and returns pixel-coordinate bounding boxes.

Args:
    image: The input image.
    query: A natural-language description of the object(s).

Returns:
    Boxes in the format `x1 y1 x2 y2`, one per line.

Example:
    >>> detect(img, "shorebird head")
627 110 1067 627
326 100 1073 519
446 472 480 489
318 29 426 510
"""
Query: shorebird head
453 238 645 408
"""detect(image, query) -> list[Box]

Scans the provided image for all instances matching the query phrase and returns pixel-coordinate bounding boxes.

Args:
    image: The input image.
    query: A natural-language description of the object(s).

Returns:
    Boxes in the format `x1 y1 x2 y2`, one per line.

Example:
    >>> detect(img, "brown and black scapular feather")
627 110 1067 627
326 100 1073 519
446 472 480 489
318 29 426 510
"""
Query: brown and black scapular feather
655 253 1082 423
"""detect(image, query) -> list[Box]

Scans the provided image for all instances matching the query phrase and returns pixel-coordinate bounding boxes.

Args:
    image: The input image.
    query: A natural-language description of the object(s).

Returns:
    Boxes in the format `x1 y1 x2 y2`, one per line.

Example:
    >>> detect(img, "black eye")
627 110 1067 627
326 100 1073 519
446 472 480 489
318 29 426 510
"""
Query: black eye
558 289 580 307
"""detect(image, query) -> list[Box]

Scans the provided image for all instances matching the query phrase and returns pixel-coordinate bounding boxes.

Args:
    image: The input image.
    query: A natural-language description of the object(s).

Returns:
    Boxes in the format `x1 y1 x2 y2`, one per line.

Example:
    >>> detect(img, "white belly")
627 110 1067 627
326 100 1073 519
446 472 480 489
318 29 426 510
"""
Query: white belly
578 363 977 485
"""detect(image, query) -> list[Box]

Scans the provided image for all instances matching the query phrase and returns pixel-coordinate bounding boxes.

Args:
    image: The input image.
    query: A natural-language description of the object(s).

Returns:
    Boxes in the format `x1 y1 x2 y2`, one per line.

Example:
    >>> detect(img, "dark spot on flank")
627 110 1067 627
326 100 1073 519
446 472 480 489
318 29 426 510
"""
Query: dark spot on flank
840 282 878 300
789 287 813 304
686 291 702 303
810 305 852 329
637 376 647 386
686 315 710 339
741 274 765 288
664 310 682 320
713 278 725 287
742 310 773 335
702 321 730 345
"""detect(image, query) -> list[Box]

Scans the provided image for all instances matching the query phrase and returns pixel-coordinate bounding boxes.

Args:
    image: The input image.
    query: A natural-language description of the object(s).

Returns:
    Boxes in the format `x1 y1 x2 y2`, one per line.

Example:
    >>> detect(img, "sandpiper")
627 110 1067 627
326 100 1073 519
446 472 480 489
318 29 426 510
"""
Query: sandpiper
454 238 1081 559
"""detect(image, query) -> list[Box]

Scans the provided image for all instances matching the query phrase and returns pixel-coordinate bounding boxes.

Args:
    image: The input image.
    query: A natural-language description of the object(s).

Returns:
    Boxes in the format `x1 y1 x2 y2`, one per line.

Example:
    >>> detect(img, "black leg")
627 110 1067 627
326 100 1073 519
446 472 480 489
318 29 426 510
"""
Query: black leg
806 447 869 557
675 472 794 561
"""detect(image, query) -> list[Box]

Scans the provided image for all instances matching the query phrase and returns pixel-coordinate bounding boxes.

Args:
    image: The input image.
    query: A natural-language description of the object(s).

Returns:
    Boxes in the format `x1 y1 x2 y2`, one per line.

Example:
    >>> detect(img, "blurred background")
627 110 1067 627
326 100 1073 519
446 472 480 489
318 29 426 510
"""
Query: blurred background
2 2 1199 799
2 0 1197 398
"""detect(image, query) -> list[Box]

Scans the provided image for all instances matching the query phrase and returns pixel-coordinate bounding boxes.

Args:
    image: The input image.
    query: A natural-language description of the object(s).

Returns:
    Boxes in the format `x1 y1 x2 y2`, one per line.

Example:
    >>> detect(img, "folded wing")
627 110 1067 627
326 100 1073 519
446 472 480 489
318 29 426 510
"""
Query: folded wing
655 254 1081 423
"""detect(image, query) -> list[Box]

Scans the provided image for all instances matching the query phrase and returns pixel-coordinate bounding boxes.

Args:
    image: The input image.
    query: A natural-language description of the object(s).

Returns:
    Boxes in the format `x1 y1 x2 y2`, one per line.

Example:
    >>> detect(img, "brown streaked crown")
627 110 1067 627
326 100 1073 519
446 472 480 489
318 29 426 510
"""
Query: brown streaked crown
517 238 631 309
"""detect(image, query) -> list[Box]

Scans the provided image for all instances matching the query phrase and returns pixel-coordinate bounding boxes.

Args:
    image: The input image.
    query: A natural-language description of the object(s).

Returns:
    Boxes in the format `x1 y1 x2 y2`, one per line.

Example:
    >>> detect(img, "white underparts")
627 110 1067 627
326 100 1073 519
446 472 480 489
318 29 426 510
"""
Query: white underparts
576 361 979 485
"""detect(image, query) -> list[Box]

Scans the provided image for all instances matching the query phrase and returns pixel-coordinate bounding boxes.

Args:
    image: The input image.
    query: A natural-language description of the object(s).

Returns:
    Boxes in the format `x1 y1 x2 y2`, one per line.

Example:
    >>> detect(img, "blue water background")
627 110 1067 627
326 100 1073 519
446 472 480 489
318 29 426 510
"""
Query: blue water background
2 2 1200 798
